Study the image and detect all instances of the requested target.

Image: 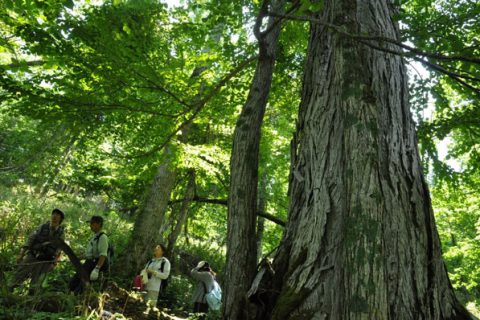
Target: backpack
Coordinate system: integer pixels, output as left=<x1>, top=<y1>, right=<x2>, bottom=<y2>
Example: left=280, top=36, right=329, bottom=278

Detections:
left=203, top=280, right=222, bottom=311
left=133, top=274, right=145, bottom=291
left=160, top=260, right=169, bottom=293
left=94, top=232, right=114, bottom=270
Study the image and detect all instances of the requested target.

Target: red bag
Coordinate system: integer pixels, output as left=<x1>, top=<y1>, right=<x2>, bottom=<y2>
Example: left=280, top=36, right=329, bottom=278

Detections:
left=133, top=275, right=144, bottom=291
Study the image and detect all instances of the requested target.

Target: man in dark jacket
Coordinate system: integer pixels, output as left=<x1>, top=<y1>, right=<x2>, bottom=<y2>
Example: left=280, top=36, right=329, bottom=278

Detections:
left=10, top=208, right=65, bottom=294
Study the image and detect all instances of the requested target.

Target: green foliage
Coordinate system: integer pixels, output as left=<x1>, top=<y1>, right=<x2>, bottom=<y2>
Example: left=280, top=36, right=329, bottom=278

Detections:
left=0, top=183, right=226, bottom=319
left=0, top=0, right=267, bottom=214
left=432, top=178, right=480, bottom=309
left=405, top=6, right=480, bottom=311
left=403, top=0, right=480, bottom=183
left=0, top=0, right=479, bottom=317
left=183, top=242, right=226, bottom=276
left=297, top=0, right=324, bottom=15
left=406, top=3, right=480, bottom=306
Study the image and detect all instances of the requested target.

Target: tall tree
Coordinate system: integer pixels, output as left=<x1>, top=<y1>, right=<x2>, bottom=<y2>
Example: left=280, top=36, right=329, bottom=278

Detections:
left=120, top=148, right=176, bottom=275
left=224, top=0, right=285, bottom=318
left=253, top=1, right=472, bottom=319
left=167, top=168, right=196, bottom=256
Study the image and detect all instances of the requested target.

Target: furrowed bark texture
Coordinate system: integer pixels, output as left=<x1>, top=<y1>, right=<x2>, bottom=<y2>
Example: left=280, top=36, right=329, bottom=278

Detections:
left=120, top=158, right=176, bottom=275
left=257, top=173, right=268, bottom=262
left=167, top=169, right=195, bottom=256
left=265, top=1, right=470, bottom=319
left=224, top=1, right=285, bottom=319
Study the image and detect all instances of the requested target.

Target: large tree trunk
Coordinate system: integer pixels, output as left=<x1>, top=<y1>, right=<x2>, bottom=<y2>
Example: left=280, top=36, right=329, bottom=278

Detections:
left=258, top=1, right=471, bottom=319
left=167, top=169, right=195, bottom=256
left=224, top=1, right=285, bottom=319
left=120, top=152, right=176, bottom=276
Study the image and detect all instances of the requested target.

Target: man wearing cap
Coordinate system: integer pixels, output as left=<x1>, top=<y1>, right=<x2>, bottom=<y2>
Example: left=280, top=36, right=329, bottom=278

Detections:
left=69, top=215, right=109, bottom=294
left=10, top=208, right=65, bottom=294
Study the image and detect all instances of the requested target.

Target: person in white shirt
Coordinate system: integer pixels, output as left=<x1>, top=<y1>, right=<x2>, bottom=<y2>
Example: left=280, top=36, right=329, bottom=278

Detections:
left=69, top=215, right=109, bottom=294
left=141, top=243, right=170, bottom=307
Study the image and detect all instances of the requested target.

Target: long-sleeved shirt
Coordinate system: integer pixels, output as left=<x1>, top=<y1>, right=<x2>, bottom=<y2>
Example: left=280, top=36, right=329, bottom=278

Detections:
left=26, top=222, right=64, bottom=259
left=142, top=257, right=170, bottom=292
left=191, top=267, right=215, bottom=304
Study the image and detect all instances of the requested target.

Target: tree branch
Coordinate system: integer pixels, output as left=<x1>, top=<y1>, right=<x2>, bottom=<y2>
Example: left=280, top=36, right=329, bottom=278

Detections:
left=128, top=56, right=258, bottom=159
left=1, top=60, right=44, bottom=69
left=132, top=70, right=192, bottom=109
left=57, top=101, right=183, bottom=117
left=357, top=39, right=480, bottom=95
left=168, top=196, right=286, bottom=227
left=266, top=12, right=480, bottom=95
left=261, top=0, right=301, bottom=39
left=257, top=210, right=286, bottom=227
left=169, top=196, right=227, bottom=206
left=267, top=12, right=480, bottom=64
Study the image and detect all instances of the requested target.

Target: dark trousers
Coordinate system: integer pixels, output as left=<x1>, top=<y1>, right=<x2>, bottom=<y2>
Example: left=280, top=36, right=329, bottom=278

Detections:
left=69, top=259, right=97, bottom=294
left=10, top=254, right=53, bottom=294
left=193, top=302, right=209, bottom=320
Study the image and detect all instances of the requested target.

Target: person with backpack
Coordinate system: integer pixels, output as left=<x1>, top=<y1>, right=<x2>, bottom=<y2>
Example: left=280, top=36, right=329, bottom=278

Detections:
left=140, top=244, right=170, bottom=308
left=69, top=215, right=109, bottom=294
left=10, top=208, right=65, bottom=294
left=191, top=261, right=219, bottom=318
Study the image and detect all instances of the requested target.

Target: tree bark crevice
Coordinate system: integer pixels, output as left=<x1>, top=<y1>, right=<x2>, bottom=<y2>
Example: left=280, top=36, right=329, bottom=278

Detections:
left=251, top=1, right=473, bottom=319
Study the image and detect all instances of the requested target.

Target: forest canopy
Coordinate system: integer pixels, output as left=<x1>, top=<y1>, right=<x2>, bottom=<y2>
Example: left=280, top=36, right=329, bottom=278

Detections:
left=0, top=0, right=479, bottom=319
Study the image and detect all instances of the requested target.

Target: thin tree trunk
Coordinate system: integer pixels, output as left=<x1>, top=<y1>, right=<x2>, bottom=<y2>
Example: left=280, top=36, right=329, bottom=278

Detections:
left=256, top=217, right=265, bottom=262
left=224, top=1, right=285, bottom=319
left=40, top=132, right=78, bottom=196
left=184, top=217, right=190, bottom=246
left=120, top=149, right=176, bottom=276
left=256, top=1, right=471, bottom=319
left=256, top=174, right=267, bottom=262
left=167, top=169, right=195, bottom=256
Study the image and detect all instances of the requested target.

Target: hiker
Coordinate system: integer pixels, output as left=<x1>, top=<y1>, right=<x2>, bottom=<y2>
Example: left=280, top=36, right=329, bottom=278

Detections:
left=69, top=215, right=109, bottom=294
left=10, top=208, right=65, bottom=294
left=191, top=261, right=216, bottom=317
left=140, top=244, right=171, bottom=308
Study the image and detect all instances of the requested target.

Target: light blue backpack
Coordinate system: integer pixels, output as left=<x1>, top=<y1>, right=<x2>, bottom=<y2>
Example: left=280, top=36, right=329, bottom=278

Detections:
left=204, top=280, right=222, bottom=310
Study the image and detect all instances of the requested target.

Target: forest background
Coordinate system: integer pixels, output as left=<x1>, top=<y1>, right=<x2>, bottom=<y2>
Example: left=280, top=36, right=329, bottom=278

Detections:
left=0, top=0, right=479, bottom=319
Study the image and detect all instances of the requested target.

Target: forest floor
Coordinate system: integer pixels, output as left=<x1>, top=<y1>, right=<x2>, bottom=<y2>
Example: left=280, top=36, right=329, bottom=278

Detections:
left=0, top=281, right=193, bottom=320
left=100, top=282, right=191, bottom=320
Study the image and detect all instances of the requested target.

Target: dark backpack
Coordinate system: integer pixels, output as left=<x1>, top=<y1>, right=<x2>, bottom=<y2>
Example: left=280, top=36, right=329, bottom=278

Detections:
left=159, top=260, right=169, bottom=294
left=94, top=232, right=114, bottom=270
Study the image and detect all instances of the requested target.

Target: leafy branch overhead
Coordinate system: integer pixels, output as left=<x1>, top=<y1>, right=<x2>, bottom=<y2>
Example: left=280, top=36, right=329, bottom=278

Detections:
left=267, top=12, right=480, bottom=95
left=1, top=0, right=480, bottom=319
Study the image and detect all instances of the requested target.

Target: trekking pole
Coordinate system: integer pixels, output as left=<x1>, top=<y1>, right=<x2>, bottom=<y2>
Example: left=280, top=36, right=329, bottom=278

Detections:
left=16, top=260, right=56, bottom=266
left=122, top=294, right=129, bottom=314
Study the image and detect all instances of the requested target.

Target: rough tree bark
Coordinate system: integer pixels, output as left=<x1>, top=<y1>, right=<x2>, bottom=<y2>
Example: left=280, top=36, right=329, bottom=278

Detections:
left=255, top=1, right=472, bottom=319
left=119, top=150, right=176, bottom=276
left=166, top=169, right=195, bottom=256
left=224, top=0, right=285, bottom=319
left=256, top=174, right=267, bottom=262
